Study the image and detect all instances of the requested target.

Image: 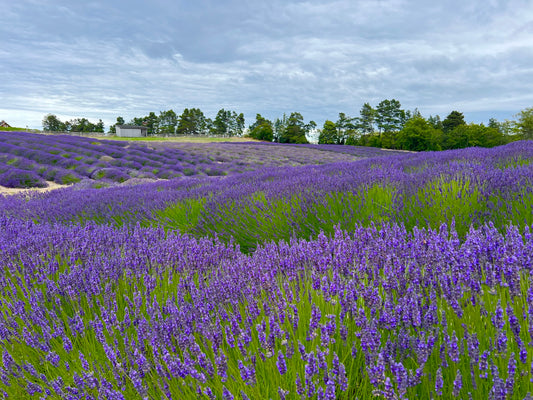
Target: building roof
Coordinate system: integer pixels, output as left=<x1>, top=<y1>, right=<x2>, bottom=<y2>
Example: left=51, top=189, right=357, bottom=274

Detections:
left=116, top=124, right=148, bottom=130
left=0, top=120, right=11, bottom=127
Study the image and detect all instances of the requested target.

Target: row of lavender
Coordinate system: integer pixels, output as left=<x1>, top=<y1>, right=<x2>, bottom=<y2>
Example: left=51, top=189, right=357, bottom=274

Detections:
left=2, top=141, right=533, bottom=399
left=0, top=132, right=393, bottom=188
left=2, top=141, right=532, bottom=249
left=1, top=216, right=533, bottom=398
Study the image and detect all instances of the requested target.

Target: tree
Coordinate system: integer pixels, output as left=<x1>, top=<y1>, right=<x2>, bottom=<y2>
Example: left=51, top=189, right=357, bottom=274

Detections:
left=42, top=114, right=65, bottom=131
left=428, top=115, right=443, bottom=130
left=318, top=120, right=338, bottom=144
left=177, top=108, right=207, bottom=135
left=130, top=113, right=158, bottom=135
left=249, top=114, right=269, bottom=132
left=357, top=103, right=376, bottom=134
left=109, top=116, right=125, bottom=134
left=397, top=116, right=442, bottom=151
left=375, top=99, right=406, bottom=134
left=445, top=123, right=505, bottom=149
left=273, top=114, right=288, bottom=143
left=279, top=112, right=313, bottom=144
left=442, top=111, right=466, bottom=133
left=248, top=114, right=274, bottom=142
left=211, top=109, right=243, bottom=136
left=94, top=119, right=105, bottom=133
left=335, top=113, right=356, bottom=144
left=212, top=109, right=231, bottom=136
left=516, top=106, right=533, bottom=139
left=236, top=113, right=245, bottom=137
left=158, top=109, right=177, bottom=135
left=145, top=112, right=159, bottom=136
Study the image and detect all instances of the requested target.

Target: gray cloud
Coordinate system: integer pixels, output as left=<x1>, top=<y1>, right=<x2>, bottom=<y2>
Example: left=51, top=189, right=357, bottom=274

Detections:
left=1, top=0, right=533, bottom=129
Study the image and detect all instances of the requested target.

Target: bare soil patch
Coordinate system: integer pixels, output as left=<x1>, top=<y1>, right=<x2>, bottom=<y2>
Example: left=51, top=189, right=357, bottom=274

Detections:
left=0, top=181, right=69, bottom=196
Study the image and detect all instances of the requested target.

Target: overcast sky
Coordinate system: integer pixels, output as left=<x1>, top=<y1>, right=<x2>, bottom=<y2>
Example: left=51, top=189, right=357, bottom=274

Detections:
left=1, top=0, right=533, bottom=130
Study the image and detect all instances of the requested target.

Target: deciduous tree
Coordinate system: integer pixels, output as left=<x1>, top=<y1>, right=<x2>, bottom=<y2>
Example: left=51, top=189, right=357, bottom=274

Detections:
left=42, top=114, right=65, bottom=132
left=516, top=106, right=533, bottom=139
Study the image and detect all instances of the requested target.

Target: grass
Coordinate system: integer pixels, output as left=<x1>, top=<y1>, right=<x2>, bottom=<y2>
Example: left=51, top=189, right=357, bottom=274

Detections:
left=146, top=174, right=532, bottom=252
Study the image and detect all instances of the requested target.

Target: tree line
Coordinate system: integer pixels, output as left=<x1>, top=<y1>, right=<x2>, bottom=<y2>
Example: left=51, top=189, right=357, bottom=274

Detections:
left=42, top=115, right=105, bottom=133
left=42, top=102, right=533, bottom=151
left=317, top=101, right=532, bottom=151
left=107, top=109, right=318, bottom=144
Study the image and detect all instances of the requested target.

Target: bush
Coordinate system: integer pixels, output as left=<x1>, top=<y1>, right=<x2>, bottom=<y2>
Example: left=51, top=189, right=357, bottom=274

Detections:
left=91, top=167, right=130, bottom=183
left=0, top=168, right=47, bottom=188
left=54, top=171, right=82, bottom=185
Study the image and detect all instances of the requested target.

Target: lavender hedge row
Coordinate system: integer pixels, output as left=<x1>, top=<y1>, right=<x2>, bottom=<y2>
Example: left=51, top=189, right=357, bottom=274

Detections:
left=1, top=217, right=533, bottom=398
left=3, top=140, right=529, bottom=251
left=0, top=132, right=394, bottom=188
left=2, top=140, right=533, bottom=399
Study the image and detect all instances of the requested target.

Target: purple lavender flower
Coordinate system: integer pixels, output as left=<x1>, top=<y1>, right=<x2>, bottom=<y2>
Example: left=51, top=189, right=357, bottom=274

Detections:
left=479, top=350, right=490, bottom=379
left=506, top=354, right=516, bottom=397
left=295, top=373, right=304, bottom=396
left=492, top=301, right=505, bottom=330
left=305, top=352, right=317, bottom=378
left=222, top=386, right=234, bottom=400
left=325, top=378, right=336, bottom=400
left=453, top=369, right=462, bottom=397
left=278, top=387, right=289, bottom=400
left=277, top=351, right=287, bottom=375
left=448, top=331, right=460, bottom=363
left=435, top=367, right=443, bottom=396
left=79, top=351, right=90, bottom=371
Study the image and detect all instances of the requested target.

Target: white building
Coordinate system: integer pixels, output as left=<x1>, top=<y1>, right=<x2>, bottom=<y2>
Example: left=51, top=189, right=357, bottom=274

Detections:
left=116, top=125, right=147, bottom=137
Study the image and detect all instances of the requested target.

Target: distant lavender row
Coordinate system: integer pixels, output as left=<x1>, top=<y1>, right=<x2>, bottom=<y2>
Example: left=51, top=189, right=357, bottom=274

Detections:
left=2, top=217, right=533, bottom=398
left=0, top=132, right=393, bottom=188
left=2, top=141, right=531, bottom=240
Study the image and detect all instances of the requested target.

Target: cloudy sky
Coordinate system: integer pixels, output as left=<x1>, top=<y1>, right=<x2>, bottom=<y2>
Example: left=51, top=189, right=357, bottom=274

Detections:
left=1, top=0, right=533, bottom=130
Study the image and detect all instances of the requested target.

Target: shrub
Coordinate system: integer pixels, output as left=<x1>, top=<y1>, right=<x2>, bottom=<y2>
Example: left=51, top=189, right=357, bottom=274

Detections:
left=54, top=171, right=82, bottom=185
left=91, top=167, right=130, bottom=183
left=0, top=168, right=47, bottom=188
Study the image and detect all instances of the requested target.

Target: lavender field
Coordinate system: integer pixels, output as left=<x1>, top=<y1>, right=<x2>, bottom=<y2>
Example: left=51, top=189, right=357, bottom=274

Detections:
left=0, top=132, right=404, bottom=189
left=2, top=134, right=533, bottom=399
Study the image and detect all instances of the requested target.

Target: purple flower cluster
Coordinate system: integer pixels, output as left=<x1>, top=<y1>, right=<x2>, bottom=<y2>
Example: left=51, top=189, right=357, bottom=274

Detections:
left=2, top=138, right=533, bottom=398
left=1, top=214, right=533, bottom=397
left=1, top=131, right=400, bottom=189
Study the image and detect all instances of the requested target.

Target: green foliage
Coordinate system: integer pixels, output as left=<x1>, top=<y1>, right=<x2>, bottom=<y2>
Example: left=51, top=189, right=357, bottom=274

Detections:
left=249, top=114, right=274, bottom=141
left=158, top=109, right=178, bottom=135
left=357, top=103, right=376, bottom=134
left=445, top=123, right=506, bottom=149
left=42, top=114, right=66, bottom=131
left=515, top=106, right=533, bottom=139
left=318, top=120, right=338, bottom=144
left=397, top=116, right=442, bottom=151
left=278, top=112, right=314, bottom=144
left=42, top=114, right=105, bottom=133
left=212, top=109, right=245, bottom=137
left=177, top=108, right=208, bottom=135
left=152, top=198, right=207, bottom=232
left=335, top=112, right=357, bottom=144
left=375, top=99, right=406, bottom=133
left=442, top=111, right=466, bottom=133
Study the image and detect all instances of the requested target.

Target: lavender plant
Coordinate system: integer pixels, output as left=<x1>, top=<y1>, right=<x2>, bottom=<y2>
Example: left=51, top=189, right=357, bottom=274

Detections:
left=1, top=139, right=533, bottom=398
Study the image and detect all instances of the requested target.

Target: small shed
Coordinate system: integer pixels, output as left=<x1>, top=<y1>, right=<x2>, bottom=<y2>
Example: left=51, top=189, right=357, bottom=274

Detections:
left=0, top=120, right=11, bottom=128
left=116, top=125, right=147, bottom=137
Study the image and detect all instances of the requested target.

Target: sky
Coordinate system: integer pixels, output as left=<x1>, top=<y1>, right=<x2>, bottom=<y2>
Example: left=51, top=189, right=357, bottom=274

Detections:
left=1, top=0, right=533, bottom=130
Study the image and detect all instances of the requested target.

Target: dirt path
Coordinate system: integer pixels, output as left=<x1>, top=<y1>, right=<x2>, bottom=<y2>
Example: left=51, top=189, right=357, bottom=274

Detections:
left=0, top=181, right=68, bottom=196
